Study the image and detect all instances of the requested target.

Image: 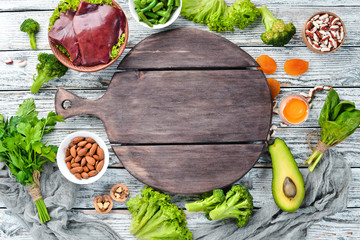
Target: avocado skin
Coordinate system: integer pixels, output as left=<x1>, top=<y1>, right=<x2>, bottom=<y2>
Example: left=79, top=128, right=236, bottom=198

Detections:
left=269, top=138, right=305, bottom=212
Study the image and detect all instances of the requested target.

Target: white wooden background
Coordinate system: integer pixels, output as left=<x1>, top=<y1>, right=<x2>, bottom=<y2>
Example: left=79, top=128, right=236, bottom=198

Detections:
left=1, top=0, right=360, bottom=239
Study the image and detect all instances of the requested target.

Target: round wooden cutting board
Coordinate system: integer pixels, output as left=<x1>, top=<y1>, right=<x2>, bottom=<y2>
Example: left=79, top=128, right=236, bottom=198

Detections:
left=55, top=28, right=272, bottom=194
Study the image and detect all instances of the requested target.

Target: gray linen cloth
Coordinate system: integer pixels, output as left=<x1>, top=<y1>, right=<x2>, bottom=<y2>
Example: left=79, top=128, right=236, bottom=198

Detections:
left=0, top=162, right=122, bottom=240
left=194, top=150, right=352, bottom=240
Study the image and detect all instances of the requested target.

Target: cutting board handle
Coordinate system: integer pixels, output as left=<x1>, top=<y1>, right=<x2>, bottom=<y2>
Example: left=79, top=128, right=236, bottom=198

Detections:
left=55, top=88, right=100, bottom=119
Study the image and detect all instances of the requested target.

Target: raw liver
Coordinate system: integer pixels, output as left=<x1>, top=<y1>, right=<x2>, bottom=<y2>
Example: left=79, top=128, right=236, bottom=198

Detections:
left=48, top=10, right=81, bottom=66
left=73, top=1, right=122, bottom=66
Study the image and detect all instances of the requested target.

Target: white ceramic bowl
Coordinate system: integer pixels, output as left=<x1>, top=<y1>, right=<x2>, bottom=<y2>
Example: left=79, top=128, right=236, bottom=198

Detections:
left=128, top=0, right=182, bottom=29
left=57, top=131, right=109, bottom=184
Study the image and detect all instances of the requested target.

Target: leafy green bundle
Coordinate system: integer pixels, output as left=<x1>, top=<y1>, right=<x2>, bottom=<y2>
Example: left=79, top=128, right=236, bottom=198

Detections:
left=181, top=0, right=259, bottom=32
left=306, top=89, right=360, bottom=172
left=0, top=99, right=65, bottom=223
left=127, top=186, right=193, bottom=239
left=186, top=185, right=253, bottom=227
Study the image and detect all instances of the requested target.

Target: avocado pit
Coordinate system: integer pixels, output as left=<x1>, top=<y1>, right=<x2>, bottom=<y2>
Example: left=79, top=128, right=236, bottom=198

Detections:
left=283, top=177, right=297, bottom=198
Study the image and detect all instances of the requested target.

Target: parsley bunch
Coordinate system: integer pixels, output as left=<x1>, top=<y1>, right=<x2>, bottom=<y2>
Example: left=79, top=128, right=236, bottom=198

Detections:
left=0, top=98, right=65, bottom=223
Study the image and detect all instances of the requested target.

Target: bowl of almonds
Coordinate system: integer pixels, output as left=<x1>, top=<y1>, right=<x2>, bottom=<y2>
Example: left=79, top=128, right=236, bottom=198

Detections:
left=57, top=131, right=109, bottom=184
left=303, top=11, right=345, bottom=54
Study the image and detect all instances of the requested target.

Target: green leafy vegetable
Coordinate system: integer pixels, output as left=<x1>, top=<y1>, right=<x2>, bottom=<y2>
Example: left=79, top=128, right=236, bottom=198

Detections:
left=20, top=18, right=40, bottom=50
left=259, top=6, right=296, bottom=46
left=0, top=99, right=65, bottom=223
left=181, top=0, right=259, bottom=32
left=305, top=88, right=360, bottom=172
left=110, top=33, right=126, bottom=59
left=127, top=186, right=193, bottom=239
left=186, top=185, right=253, bottom=227
left=31, top=53, right=68, bottom=94
left=229, top=0, right=260, bottom=30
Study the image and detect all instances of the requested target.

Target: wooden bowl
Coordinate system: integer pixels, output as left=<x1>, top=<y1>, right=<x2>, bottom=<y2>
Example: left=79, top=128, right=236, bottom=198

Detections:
left=110, top=184, right=129, bottom=202
left=94, top=194, right=113, bottom=214
left=49, top=0, right=129, bottom=72
left=302, top=11, right=345, bottom=54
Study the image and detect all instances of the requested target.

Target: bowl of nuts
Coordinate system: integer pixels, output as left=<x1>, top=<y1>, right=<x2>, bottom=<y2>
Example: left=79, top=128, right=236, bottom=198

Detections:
left=57, top=131, right=109, bottom=184
left=303, top=11, right=345, bottom=54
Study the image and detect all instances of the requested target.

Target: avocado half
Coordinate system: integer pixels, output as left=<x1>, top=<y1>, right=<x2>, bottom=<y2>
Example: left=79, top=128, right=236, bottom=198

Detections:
left=269, top=138, right=305, bottom=212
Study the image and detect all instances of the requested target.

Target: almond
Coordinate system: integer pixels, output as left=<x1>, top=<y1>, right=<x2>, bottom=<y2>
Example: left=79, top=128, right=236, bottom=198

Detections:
left=85, top=143, right=92, bottom=149
left=78, top=148, right=88, bottom=157
left=70, top=146, right=76, bottom=158
left=96, top=160, right=104, bottom=172
left=97, top=146, right=104, bottom=160
left=88, top=170, right=98, bottom=177
left=66, top=162, right=71, bottom=170
left=69, top=142, right=75, bottom=148
left=87, top=163, right=95, bottom=171
left=89, top=143, right=98, bottom=156
left=76, top=147, right=83, bottom=153
left=81, top=158, right=87, bottom=167
left=71, top=158, right=75, bottom=164
left=72, top=137, right=84, bottom=144
left=83, top=166, right=89, bottom=173
left=65, top=155, right=72, bottom=162
left=93, top=155, right=100, bottom=161
left=75, top=155, right=82, bottom=163
left=74, top=173, right=82, bottom=180
left=70, top=167, right=83, bottom=174
left=85, top=156, right=96, bottom=165
left=77, top=141, right=87, bottom=147
left=71, top=163, right=80, bottom=168
left=85, top=137, right=96, bottom=143
left=65, top=147, right=70, bottom=157
left=86, top=152, right=91, bottom=156
left=81, top=172, right=89, bottom=179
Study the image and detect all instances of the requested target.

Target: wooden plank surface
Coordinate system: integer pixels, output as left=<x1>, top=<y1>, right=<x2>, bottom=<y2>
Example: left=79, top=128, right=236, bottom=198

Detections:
left=114, top=144, right=265, bottom=193
left=1, top=0, right=360, bottom=239
left=55, top=70, right=272, bottom=143
left=1, top=47, right=360, bottom=91
left=118, top=28, right=258, bottom=69
left=1, top=7, right=360, bottom=50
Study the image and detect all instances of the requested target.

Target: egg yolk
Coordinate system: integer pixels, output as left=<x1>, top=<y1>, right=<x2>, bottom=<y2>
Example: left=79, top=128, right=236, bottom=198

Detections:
left=283, top=98, right=308, bottom=124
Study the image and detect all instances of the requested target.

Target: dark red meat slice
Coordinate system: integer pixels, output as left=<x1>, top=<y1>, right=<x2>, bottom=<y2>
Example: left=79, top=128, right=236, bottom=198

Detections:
left=49, top=10, right=81, bottom=66
left=73, top=1, right=123, bottom=66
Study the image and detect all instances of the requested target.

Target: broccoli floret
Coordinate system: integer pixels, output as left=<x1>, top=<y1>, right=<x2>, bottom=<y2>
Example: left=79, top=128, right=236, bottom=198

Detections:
left=31, top=53, right=68, bottom=94
left=259, top=6, right=296, bottom=46
left=209, top=185, right=253, bottom=227
left=185, top=189, right=225, bottom=213
left=20, top=19, right=40, bottom=49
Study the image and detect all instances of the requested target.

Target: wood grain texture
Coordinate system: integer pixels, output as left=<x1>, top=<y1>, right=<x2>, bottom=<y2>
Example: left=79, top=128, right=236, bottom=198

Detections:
left=1, top=7, right=360, bottom=51
left=1, top=0, right=360, bottom=238
left=118, top=28, right=259, bottom=69
left=114, top=144, right=265, bottom=193
left=56, top=70, right=272, bottom=143
left=1, top=47, right=360, bottom=91
left=0, top=167, right=359, bottom=209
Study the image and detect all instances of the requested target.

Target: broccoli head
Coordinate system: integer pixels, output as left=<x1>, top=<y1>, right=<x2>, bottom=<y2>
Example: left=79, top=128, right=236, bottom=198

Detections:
left=209, top=185, right=253, bottom=227
left=185, top=189, right=225, bottom=213
left=20, top=18, right=40, bottom=50
left=259, top=6, right=296, bottom=46
left=31, top=53, right=68, bottom=94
